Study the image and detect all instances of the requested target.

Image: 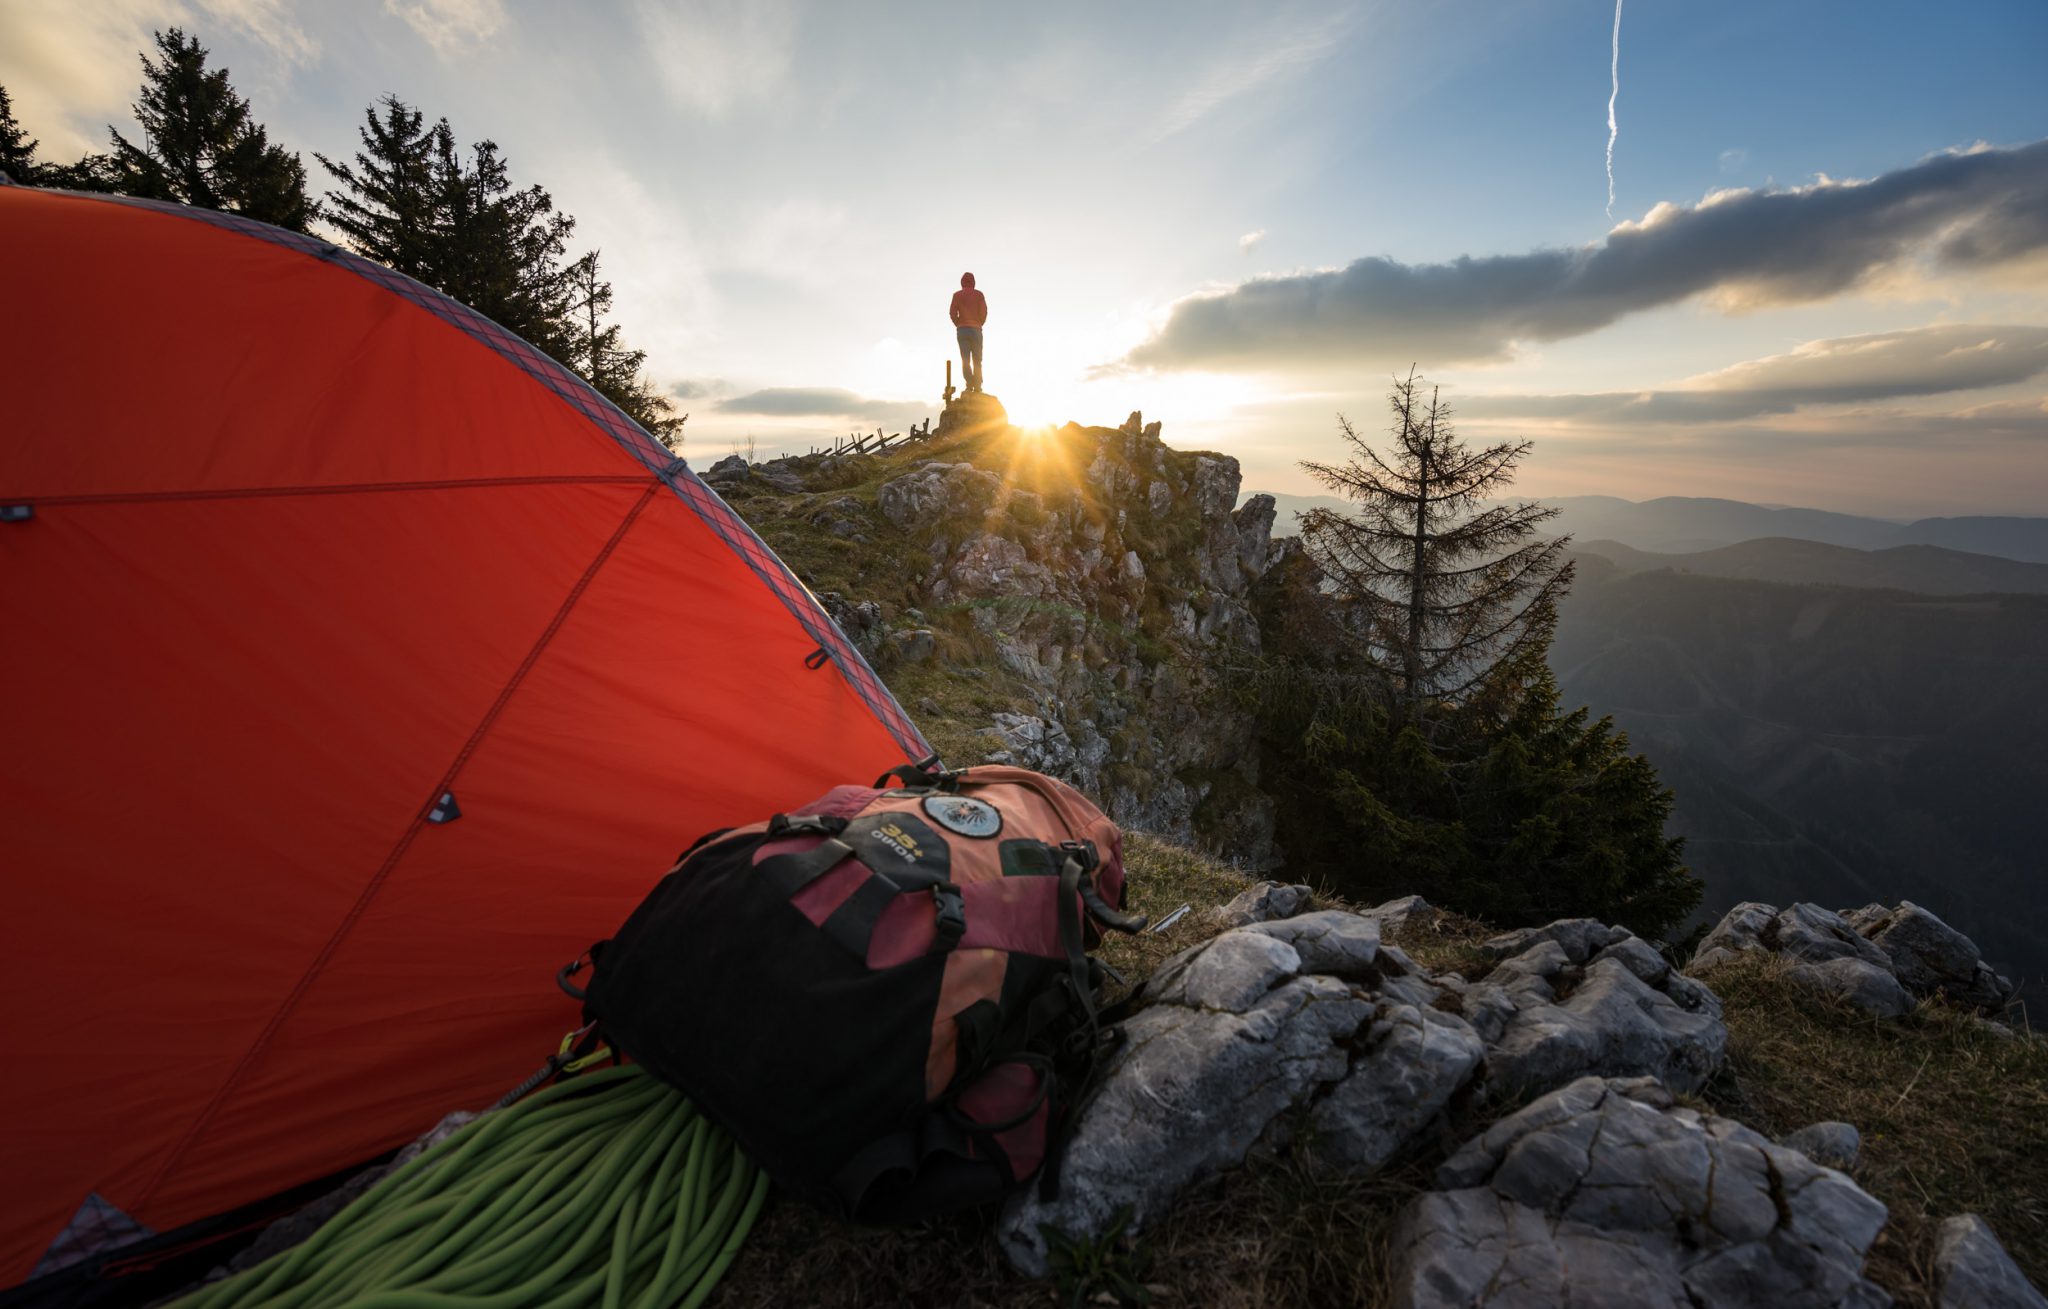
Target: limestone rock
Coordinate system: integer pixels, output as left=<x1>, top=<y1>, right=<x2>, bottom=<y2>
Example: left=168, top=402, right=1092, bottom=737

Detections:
left=1846, top=902, right=2016, bottom=1013
left=998, top=968, right=1368, bottom=1275
left=875, top=461, right=1000, bottom=532
left=986, top=712, right=1077, bottom=774
left=883, top=628, right=934, bottom=665
left=1785, top=956, right=1914, bottom=1018
left=1689, top=899, right=2011, bottom=1017
left=1002, top=910, right=1484, bottom=1276
left=1480, top=933, right=1727, bottom=1099
left=1933, top=1214, right=2048, bottom=1309
left=1358, top=894, right=1433, bottom=936
left=1392, top=1077, right=1892, bottom=1309
left=1241, top=910, right=1381, bottom=978
left=1308, top=1004, right=1484, bottom=1175
left=1482, top=918, right=1629, bottom=963
left=1781, top=1121, right=1861, bottom=1171
left=1217, top=881, right=1315, bottom=927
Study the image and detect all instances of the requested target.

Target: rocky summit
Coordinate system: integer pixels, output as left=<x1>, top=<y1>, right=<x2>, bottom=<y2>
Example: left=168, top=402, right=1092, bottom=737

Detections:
left=706, top=403, right=1295, bottom=867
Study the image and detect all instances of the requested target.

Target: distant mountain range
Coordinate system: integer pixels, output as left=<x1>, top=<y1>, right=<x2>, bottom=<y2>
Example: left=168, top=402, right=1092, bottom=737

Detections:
left=1253, top=492, right=2048, bottom=563
left=1571, top=537, right=2048, bottom=596
left=1550, top=570, right=2048, bottom=990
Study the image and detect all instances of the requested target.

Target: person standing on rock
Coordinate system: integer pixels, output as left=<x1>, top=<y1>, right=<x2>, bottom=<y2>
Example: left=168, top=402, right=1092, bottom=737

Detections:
left=950, top=272, right=987, bottom=394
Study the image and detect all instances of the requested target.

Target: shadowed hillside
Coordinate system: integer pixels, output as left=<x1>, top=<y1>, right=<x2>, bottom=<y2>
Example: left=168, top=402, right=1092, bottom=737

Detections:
left=1549, top=568, right=2048, bottom=989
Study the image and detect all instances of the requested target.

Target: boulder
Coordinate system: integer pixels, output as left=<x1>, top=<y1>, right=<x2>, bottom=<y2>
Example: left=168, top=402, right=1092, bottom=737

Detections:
left=1478, top=932, right=1726, bottom=1099
left=1933, top=1214, right=2048, bottom=1309
left=1845, top=902, right=2016, bottom=1013
left=1482, top=918, right=1629, bottom=962
left=1785, top=957, right=1914, bottom=1018
left=997, top=961, right=1369, bottom=1275
left=1780, top=1121, right=1861, bottom=1171
left=1689, top=899, right=2014, bottom=1017
left=875, top=462, right=999, bottom=532
left=1358, top=894, right=1432, bottom=936
left=1392, top=1077, right=1892, bottom=1309
left=1001, top=911, right=1483, bottom=1275
left=882, top=628, right=934, bottom=665
left=1216, top=881, right=1314, bottom=927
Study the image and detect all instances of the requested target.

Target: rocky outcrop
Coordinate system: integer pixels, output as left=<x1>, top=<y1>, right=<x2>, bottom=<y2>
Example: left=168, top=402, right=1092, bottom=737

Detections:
left=1781, top=1121, right=1862, bottom=1172
left=1389, top=1077, right=1893, bottom=1309
left=1689, top=899, right=2016, bottom=1016
left=1933, top=1215, right=2048, bottom=1309
left=997, top=903, right=1731, bottom=1275
left=1446, top=922, right=1726, bottom=1099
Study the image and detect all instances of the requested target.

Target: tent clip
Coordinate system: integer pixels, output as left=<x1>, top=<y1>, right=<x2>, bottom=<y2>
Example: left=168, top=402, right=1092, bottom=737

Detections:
left=1, top=504, right=33, bottom=522
left=427, top=790, right=462, bottom=824
left=804, top=647, right=831, bottom=670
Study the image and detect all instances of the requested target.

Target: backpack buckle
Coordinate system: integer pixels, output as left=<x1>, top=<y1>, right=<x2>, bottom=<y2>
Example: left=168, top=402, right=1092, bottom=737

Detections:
left=932, top=884, right=966, bottom=950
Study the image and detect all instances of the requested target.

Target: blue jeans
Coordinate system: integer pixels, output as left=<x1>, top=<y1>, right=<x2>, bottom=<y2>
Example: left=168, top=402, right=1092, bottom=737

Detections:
left=956, top=326, right=983, bottom=390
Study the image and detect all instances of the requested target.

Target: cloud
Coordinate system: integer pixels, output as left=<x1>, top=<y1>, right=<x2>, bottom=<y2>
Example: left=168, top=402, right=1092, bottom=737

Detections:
left=1239, top=228, right=1268, bottom=255
left=1719, top=147, right=1747, bottom=173
left=384, top=0, right=504, bottom=56
left=1459, top=325, right=2048, bottom=425
left=1118, top=139, right=2048, bottom=373
left=1149, top=10, right=1352, bottom=145
left=631, top=0, right=796, bottom=116
left=718, top=387, right=931, bottom=427
left=0, top=0, right=318, bottom=155
left=668, top=378, right=730, bottom=402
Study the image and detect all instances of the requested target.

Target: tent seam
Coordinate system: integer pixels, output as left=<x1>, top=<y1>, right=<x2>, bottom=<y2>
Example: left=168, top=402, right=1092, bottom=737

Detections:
left=28, top=186, right=932, bottom=764
left=130, top=481, right=664, bottom=1213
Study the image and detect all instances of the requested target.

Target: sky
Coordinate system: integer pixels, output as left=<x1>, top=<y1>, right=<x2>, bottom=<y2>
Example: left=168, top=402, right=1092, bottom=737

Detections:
left=6, top=0, right=2048, bottom=516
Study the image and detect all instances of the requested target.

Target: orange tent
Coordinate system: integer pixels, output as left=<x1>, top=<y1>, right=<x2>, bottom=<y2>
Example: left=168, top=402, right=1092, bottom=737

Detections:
left=0, top=181, right=930, bottom=1289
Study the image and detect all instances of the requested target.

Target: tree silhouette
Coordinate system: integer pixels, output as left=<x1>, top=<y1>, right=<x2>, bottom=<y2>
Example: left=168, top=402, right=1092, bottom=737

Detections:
left=316, top=96, right=444, bottom=280
left=1299, top=368, right=1574, bottom=725
left=0, top=85, right=43, bottom=182
left=107, top=29, right=317, bottom=231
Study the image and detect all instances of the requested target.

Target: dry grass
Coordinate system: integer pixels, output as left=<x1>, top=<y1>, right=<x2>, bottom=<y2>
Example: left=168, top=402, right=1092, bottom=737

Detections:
left=1698, top=953, right=2048, bottom=1305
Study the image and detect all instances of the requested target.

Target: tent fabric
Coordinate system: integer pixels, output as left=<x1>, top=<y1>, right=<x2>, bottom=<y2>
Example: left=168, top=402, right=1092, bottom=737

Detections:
left=0, top=184, right=932, bottom=1286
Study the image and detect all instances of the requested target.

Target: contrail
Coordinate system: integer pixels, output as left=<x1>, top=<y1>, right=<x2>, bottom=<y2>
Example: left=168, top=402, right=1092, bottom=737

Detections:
left=1606, top=0, right=1624, bottom=218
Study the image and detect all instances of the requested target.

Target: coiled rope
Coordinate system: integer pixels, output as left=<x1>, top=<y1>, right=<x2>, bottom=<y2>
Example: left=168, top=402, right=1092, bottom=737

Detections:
left=172, top=1064, right=768, bottom=1309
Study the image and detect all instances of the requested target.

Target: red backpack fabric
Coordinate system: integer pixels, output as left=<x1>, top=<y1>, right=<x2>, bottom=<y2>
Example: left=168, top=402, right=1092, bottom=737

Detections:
left=571, top=763, right=1142, bottom=1221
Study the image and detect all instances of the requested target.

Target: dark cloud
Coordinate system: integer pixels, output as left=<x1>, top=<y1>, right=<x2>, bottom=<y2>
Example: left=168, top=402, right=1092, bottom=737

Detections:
left=716, top=387, right=931, bottom=427
left=668, top=378, right=730, bottom=401
left=1119, top=140, right=2048, bottom=372
left=1458, top=325, right=2048, bottom=424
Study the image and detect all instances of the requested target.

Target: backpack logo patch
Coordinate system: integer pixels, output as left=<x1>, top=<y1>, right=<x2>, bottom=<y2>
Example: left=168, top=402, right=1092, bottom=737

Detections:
left=923, top=795, right=1002, bottom=839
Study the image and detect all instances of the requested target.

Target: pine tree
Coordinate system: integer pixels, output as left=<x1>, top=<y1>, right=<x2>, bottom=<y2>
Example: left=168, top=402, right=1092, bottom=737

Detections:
left=1, top=85, right=42, bottom=182
left=1299, top=368, right=1574, bottom=725
left=429, top=132, right=577, bottom=357
left=315, top=97, right=445, bottom=281
left=106, top=29, right=317, bottom=231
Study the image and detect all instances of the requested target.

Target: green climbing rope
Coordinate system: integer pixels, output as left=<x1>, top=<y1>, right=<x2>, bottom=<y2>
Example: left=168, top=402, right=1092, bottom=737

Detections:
left=173, top=1064, right=769, bottom=1309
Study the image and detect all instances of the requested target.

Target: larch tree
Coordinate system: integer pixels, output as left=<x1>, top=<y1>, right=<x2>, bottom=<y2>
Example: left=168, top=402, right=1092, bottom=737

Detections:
left=106, top=29, right=317, bottom=231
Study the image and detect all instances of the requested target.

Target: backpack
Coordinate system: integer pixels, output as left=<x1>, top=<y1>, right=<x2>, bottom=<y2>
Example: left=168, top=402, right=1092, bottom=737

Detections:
left=563, top=762, right=1146, bottom=1222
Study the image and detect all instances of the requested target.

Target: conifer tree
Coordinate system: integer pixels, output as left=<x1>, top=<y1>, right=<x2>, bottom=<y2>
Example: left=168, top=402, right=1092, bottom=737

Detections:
left=106, top=29, right=316, bottom=230
left=1257, top=369, right=1698, bottom=937
left=1, top=85, right=43, bottom=182
left=564, top=250, right=687, bottom=450
left=316, top=97, right=445, bottom=281
left=1299, top=368, right=1574, bottom=725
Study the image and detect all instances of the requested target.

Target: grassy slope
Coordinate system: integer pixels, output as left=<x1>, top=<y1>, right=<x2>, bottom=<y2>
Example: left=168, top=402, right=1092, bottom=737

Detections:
left=708, top=840, right=2046, bottom=1308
